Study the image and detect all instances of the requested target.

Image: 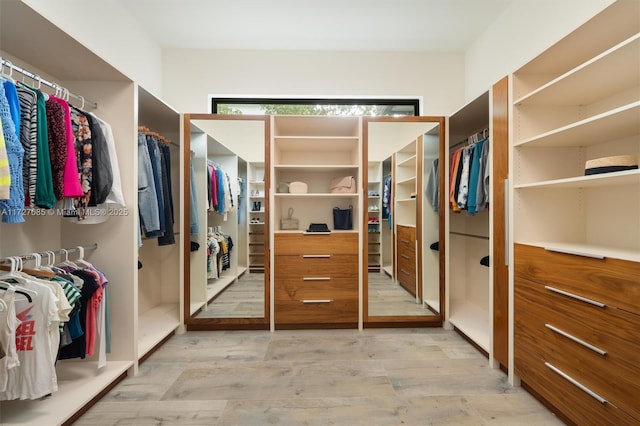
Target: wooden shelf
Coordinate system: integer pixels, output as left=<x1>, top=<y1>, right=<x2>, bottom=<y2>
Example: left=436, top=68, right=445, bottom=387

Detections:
left=1, top=361, right=133, bottom=426
left=515, top=35, right=640, bottom=106
left=275, top=193, right=357, bottom=198
left=273, top=164, right=358, bottom=172
left=448, top=299, right=490, bottom=352
left=138, top=303, right=180, bottom=358
left=515, top=169, right=639, bottom=189
left=514, top=101, right=640, bottom=147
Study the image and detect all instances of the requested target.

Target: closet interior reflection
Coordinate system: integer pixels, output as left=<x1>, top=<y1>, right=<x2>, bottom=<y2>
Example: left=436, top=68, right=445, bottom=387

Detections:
left=364, top=117, right=445, bottom=324
left=185, top=115, right=269, bottom=328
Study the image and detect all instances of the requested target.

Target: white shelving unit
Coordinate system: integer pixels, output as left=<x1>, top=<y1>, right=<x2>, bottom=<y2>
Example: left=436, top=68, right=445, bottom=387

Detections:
left=0, top=1, right=182, bottom=424
left=512, top=1, right=640, bottom=263
left=510, top=2, right=640, bottom=423
left=367, top=161, right=382, bottom=271
left=271, top=115, right=362, bottom=233
left=248, top=162, right=266, bottom=273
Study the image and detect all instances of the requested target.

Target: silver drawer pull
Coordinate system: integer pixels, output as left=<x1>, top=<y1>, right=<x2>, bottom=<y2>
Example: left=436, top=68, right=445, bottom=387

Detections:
left=545, top=362, right=607, bottom=404
left=303, top=277, right=331, bottom=281
left=401, top=239, right=411, bottom=244
left=301, top=299, right=333, bottom=303
left=544, top=286, right=606, bottom=308
left=400, top=269, right=411, bottom=275
left=545, top=324, right=607, bottom=356
left=302, top=254, right=331, bottom=258
left=401, top=254, right=411, bottom=260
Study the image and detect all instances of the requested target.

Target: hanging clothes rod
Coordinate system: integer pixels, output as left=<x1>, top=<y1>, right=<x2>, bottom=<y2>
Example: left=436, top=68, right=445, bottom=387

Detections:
left=0, top=243, right=98, bottom=263
left=450, top=231, right=489, bottom=240
left=138, top=125, right=179, bottom=147
left=0, top=58, right=98, bottom=109
left=450, top=127, right=489, bottom=150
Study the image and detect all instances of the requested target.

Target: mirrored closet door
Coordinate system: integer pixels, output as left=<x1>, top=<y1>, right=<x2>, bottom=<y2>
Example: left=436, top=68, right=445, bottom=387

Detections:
left=363, top=117, right=445, bottom=326
left=183, top=114, right=270, bottom=329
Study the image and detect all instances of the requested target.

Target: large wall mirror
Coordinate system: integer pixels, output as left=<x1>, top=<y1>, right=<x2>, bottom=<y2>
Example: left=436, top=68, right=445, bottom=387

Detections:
left=183, top=114, right=270, bottom=329
left=363, top=117, right=445, bottom=326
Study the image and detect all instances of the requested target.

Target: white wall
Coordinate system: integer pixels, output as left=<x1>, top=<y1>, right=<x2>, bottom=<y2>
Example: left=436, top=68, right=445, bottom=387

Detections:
left=22, top=0, right=164, bottom=95
left=161, top=49, right=465, bottom=116
left=464, top=0, right=614, bottom=103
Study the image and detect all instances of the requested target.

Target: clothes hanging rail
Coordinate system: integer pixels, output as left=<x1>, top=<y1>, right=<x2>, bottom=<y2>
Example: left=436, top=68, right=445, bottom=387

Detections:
left=0, top=243, right=98, bottom=263
left=450, top=231, right=489, bottom=240
left=0, top=57, right=98, bottom=109
left=138, top=125, right=179, bottom=148
left=450, top=127, right=489, bottom=151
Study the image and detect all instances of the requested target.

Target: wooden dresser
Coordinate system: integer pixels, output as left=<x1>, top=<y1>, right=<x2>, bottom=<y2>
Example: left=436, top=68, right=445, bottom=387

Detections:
left=274, top=232, right=359, bottom=327
left=396, top=224, right=417, bottom=297
left=514, top=244, right=640, bottom=425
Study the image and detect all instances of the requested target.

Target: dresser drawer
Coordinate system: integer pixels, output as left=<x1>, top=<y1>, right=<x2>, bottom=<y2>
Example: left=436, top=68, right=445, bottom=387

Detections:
left=274, top=278, right=358, bottom=324
left=516, top=277, right=640, bottom=420
left=274, top=254, right=358, bottom=278
left=515, top=244, right=640, bottom=315
left=275, top=232, right=358, bottom=255
left=396, top=225, right=416, bottom=254
left=515, top=345, right=639, bottom=426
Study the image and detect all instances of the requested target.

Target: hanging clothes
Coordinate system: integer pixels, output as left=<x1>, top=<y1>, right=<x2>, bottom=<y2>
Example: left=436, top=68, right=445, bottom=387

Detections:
left=50, top=96, right=83, bottom=198
left=449, top=136, right=490, bottom=215
left=425, top=158, right=439, bottom=212
left=0, top=81, right=25, bottom=223
left=0, top=277, right=59, bottom=401
left=15, top=82, right=37, bottom=209
left=189, top=151, right=200, bottom=236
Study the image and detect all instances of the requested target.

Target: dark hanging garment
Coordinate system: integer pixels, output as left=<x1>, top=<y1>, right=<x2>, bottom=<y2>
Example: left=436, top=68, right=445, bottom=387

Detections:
left=87, top=112, right=112, bottom=206
left=158, top=143, right=175, bottom=246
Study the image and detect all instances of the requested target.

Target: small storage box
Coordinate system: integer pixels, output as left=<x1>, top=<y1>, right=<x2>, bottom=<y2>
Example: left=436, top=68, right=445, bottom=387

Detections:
left=289, top=181, right=308, bottom=193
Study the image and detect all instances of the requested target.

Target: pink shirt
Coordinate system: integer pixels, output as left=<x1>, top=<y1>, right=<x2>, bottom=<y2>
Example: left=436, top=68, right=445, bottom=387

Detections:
left=50, top=96, right=83, bottom=197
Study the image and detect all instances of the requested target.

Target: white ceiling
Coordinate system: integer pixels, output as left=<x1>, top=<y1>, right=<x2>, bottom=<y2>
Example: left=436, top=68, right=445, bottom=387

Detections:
left=116, top=0, right=514, bottom=52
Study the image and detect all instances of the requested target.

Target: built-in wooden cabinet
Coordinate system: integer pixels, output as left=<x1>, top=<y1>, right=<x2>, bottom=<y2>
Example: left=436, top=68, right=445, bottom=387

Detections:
left=511, top=1, right=640, bottom=423
left=273, top=233, right=359, bottom=327
left=271, top=115, right=362, bottom=328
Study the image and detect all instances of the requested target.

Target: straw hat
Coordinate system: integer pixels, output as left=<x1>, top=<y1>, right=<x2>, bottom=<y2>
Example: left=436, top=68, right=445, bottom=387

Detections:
left=585, top=155, right=638, bottom=175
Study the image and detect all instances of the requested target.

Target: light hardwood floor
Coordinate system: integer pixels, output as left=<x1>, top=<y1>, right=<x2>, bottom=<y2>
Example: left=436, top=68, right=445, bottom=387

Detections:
left=74, top=328, right=563, bottom=425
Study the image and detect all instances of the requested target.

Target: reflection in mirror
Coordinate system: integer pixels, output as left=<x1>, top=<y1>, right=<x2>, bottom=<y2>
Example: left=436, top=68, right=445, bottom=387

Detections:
left=365, top=118, right=444, bottom=321
left=186, top=116, right=268, bottom=326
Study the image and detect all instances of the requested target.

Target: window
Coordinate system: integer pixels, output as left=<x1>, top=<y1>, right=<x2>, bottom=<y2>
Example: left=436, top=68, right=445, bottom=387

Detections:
left=211, top=97, right=420, bottom=116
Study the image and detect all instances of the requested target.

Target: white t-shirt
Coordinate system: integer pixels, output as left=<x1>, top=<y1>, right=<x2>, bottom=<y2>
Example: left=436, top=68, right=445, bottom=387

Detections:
left=0, top=279, right=58, bottom=400
left=0, top=287, right=21, bottom=392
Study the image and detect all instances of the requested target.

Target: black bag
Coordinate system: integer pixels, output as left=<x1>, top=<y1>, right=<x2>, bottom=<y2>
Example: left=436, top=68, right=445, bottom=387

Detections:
left=333, top=206, right=353, bottom=230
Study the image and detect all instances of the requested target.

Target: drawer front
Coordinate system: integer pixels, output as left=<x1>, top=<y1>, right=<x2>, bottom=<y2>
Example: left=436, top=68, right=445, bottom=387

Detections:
left=275, top=232, right=358, bottom=255
left=275, top=298, right=358, bottom=324
left=515, top=244, right=640, bottom=315
left=275, top=278, right=358, bottom=324
left=516, top=277, right=640, bottom=420
left=397, top=251, right=415, bottom=266
left=515, top=345, right=639, bottom=426
left=274, top=255, right=358, bottom=278
left=275, top=277, right=358, bottom=301
left=396, top=225, right=416, bottom=254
